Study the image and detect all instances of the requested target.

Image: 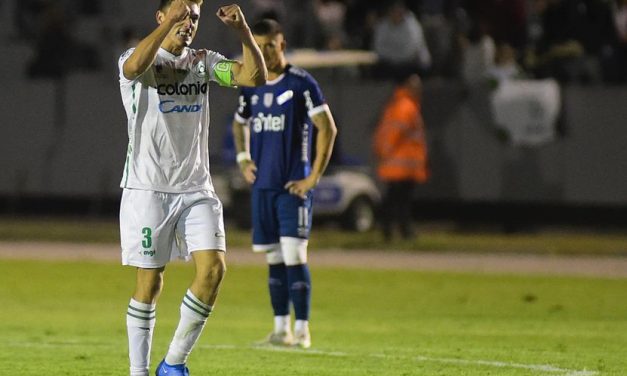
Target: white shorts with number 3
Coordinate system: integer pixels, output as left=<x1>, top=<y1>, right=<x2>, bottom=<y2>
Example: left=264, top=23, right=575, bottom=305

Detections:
left=119, top=188, right=226, bottom=268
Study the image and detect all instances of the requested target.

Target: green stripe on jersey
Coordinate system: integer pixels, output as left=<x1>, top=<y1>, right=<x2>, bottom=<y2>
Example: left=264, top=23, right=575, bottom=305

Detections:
left=122, top=143, right=132, bottom=188
left=131, top=83, right=137, bottom=114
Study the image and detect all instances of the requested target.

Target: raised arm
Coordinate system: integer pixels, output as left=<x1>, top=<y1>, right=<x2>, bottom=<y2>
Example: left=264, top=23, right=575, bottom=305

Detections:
left=216, top=4, right=267, bottom=87
left=123, top=0, right=191, bottom=80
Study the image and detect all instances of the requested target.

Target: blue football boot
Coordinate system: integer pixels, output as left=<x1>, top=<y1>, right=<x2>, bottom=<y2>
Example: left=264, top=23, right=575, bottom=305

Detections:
left=155, top=359, right=190, bottom=376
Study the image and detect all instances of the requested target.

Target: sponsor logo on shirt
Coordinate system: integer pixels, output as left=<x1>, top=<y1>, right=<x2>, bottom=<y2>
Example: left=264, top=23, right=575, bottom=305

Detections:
left=195, top=61, right=207, bottom=78
left=277, top=90, right=294, bottom=105
left=263, top=93, right=274, bottom=108
left=252, top=112, right=285, bottom=133
left=159, top=100, right=202, bottom=113
left=157, top=81, right=207, bottom=96
left=304, top=90, right=314, bottom=111
left=301, top=123, right=310, bottom=162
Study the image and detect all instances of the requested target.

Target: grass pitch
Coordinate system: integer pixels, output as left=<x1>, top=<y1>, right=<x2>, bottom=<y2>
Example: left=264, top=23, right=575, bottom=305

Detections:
left=1, top=217, right=627, bottom=255
left=1, top=259, right=626, bottom=375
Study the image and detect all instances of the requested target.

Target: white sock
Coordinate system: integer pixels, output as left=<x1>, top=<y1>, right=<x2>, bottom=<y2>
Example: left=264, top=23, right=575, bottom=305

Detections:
left=294, top=319, right=309, bottom=334
left=274, top=315, right=291, bottom=334
left=127, top=298, right=156, bottom=376
left=165, top=290, right=212, bottom=365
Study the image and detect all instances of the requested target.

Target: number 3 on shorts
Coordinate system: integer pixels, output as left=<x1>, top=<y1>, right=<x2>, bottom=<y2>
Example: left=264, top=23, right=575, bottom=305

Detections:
left=142, top=227, right=152, bottom=248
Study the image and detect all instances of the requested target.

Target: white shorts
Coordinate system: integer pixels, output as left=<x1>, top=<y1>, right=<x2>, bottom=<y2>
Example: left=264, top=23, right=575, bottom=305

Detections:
left=120, top=188, right=226, bottom=268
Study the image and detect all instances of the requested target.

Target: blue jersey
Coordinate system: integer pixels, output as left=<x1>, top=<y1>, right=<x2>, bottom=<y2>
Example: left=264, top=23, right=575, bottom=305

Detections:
left=234, top=65, right=327, bottom=189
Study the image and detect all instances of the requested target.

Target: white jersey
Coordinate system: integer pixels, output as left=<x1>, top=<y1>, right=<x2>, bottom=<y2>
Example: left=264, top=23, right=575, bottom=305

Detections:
left=118, top=47, right=232, bottom=193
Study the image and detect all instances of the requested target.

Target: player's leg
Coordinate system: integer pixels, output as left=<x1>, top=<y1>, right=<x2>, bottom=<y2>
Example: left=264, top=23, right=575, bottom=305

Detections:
left=278, top=192, right=313, bottom=348
left=127, top=268, right=164, bottom=376
left=280, top=237, right=311, bottom=348
left=251, top=189, right=292, bottom=344
left=158, top=191, right=227, bottom=374
left=188, top=250, right=226, bottom=304
left=158, top=251, right=225, bottom=373
left=260, top=244, right=293, bottom=344
left=120, top=189, right=177, bottom=376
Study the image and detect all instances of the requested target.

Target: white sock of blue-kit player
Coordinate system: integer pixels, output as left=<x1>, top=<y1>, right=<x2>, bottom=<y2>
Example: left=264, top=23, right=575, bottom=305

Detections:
left=295, top=319, right=309, bottom=334
left=274, top=314, right=291, bottom=334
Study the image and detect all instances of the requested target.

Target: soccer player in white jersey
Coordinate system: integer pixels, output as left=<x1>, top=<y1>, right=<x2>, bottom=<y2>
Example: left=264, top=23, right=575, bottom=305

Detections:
left=117, top=1, right=266, bottom=375
left=232, top=19, right=337, bottom=348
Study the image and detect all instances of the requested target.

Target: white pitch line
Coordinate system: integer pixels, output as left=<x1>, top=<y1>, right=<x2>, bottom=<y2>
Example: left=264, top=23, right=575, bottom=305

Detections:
left=413, top=355, right=598, bottom=376
left=2, top=340, right=599, bottom=375
left=198, top=344, right=598, bottom=376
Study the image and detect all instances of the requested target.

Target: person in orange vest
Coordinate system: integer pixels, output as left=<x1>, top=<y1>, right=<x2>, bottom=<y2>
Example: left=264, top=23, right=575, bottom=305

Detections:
left=373, top=72, right=429, bottom=241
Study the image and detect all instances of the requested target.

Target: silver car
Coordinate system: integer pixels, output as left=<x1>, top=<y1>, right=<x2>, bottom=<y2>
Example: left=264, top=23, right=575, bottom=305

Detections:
left=214, top=165, right=380, bottom=232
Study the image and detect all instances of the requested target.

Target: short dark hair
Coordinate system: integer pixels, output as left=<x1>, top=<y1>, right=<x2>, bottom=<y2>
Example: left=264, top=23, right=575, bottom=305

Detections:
left=159, top=0, right=170, bottom=11
left=159, top=0, right=203, bottom=12
left=251, top=18, right=283, bottom=37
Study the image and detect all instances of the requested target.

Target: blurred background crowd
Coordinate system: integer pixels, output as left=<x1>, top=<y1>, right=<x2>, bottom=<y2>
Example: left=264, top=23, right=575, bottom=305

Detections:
left=9, top=0, right=627, bottom=84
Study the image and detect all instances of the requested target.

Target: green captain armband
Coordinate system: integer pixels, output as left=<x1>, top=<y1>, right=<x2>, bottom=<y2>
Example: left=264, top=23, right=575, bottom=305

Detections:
left=213, top=60, right=236, bottom=87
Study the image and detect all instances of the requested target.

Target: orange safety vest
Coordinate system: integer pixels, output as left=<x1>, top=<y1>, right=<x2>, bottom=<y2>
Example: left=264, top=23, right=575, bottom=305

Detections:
left=373, top=87, right=429, bottom=182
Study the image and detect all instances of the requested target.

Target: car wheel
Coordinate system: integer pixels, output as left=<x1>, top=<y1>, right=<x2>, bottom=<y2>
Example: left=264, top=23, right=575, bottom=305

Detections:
left=341, top=196, right=376, bottom=232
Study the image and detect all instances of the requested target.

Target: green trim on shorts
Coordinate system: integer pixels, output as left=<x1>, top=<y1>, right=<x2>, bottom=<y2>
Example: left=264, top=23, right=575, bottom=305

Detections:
left=213, top=60, right=235, bottom=87
left=122, top=142, right=132, bottom=188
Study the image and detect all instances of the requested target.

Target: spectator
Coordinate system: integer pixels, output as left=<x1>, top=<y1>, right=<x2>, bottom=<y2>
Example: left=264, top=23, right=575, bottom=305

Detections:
left=465, top=0, right=528, bottom=50
left=313, top=0, right=347, bottom=50
left=460, top=20, right=496, bottom=85
left=526, top=0, right=615, bottom=83
left=487, top=42, right=525, bottom=83
left=420, top=0, right=460, bottom=76
left=344, top=0, right=380, bottom=49
left=373, top=72, right=429, bottom=242
left=372, top=1, right=432, bottom=79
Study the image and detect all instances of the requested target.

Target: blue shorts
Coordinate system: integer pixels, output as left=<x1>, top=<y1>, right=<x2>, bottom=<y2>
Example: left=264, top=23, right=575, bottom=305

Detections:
left=252, top=189, right=313, bottom=246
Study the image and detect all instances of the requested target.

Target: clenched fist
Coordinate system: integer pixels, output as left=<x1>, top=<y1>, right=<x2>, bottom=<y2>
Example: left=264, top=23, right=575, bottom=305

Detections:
left=216, top=4, right=248, bottom=30
left=165, top=0, right=191, bottom=24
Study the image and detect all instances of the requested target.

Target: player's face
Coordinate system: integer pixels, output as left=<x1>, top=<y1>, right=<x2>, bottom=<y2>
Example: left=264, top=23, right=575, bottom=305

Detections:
left=158, top=2, right=201, bottom=49
left=254, top=33, right=286, bottom=72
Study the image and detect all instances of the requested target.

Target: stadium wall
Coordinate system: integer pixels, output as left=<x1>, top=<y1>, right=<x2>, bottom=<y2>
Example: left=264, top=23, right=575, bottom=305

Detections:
left=1, top=74, right=626, bottom=208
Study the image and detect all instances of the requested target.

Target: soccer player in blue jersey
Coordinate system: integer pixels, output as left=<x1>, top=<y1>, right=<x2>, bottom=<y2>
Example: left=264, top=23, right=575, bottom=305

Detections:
left=231, top=19, right=337, bottom=348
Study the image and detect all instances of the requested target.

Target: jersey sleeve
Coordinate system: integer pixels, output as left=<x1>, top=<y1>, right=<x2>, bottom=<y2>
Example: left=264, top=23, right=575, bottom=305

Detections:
left=118, top=48, right=157, bottom=87
left=301, top=73, right=328, bottom=118
left=234, top=89, right=251, bottom=124
left=118, top=48, right=136, bottom=85
left=205, top=50, right=237, bottom=87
